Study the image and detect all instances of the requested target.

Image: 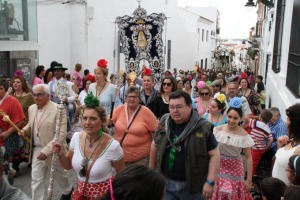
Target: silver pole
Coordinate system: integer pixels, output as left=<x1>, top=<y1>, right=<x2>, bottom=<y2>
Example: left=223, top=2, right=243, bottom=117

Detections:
left=47, top=81, right=69, bottom=200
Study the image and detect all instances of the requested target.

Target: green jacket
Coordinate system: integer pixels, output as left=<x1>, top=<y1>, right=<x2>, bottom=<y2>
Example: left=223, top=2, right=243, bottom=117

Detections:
left=154, top=113, right=214, bottom=194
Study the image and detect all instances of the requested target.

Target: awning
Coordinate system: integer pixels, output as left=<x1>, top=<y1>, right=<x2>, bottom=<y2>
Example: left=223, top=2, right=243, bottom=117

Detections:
left=0, top=41, right=40, bottom=51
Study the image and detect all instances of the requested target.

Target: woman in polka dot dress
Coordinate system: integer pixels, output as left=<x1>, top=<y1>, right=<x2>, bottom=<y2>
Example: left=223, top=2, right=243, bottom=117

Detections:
left=212, top=97, right=255, bottom=200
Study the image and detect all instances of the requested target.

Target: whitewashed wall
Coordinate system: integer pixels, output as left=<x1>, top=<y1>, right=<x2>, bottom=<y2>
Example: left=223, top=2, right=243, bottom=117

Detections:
left=37, top=0, right=218, bottom=75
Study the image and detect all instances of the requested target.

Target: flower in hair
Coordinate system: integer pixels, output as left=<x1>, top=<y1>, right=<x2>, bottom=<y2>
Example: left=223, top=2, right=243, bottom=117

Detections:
left=97, top=59, right=108, bottom=68
left=187, top=75, right=193, bottom=81
left=217, top=94, right=226, bottom=103
left=143, top=67, right=152, bottom=76
left=197, top=81, right=206, bottom=89
left=84, top=92, right=100, bottom=108
left=241, top=73, right=248, bottom=79
left=87, top=74, right=95, bottom=82
left=14, top=70, right=24, bottom=78
left=230, top=97, right=242, bottom=109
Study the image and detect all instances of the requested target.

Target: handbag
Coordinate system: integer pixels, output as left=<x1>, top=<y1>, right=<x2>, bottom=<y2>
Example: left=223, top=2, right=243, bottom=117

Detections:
left=119, top=105, right=141, bottom=147
left=72, top=133, right=111, bottom=199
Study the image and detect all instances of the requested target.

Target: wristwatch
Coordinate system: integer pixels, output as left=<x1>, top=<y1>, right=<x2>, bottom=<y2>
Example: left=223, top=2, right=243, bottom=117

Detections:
left=206, top=180, right=215, bottom=187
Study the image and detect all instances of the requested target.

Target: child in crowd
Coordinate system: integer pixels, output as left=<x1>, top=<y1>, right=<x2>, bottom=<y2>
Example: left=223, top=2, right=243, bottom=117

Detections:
left=260, top=177, right=286, bottom=200
left=243, top=109, right=273, bottom=175
left=283, top=185, right=300, bottom=200
left=286, top=155, right=300, bottom=185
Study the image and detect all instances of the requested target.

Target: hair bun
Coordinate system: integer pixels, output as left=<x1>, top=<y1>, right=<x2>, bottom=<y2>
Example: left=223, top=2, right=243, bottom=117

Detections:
left=84, top=92, right=100, bottom=108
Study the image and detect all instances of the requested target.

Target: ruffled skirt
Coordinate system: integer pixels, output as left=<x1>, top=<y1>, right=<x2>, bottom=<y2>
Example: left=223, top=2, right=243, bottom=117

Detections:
left=212, top=154, right=253, bottom=200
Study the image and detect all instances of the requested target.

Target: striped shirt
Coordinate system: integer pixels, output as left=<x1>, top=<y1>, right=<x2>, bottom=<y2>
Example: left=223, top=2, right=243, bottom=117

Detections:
left=249, top=119, right=272, bottom=150
left=269, top=118, right=288, bottom=152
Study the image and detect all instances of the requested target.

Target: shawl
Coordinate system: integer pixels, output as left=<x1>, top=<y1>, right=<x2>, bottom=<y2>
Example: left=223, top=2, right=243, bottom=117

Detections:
left=140, top=89, right=158, bottom=106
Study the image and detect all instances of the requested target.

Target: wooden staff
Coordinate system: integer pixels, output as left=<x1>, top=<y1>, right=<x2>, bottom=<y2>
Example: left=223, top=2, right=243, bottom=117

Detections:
left=0, top=109, right=30, bottom=143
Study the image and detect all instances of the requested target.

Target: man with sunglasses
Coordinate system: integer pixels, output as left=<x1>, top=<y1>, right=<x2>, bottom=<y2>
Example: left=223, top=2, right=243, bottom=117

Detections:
left=150, top=91, right=220, bottom=200
left=20, top=84, right=73, bottom=200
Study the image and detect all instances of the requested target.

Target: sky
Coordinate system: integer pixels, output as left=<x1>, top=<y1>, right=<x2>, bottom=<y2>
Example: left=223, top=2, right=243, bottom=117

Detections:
left=177, top=0, right=257, bottom=39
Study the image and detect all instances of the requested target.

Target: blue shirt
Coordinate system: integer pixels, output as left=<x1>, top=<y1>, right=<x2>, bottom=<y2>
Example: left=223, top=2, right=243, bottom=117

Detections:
left=269, top=118, right=288, bottom=152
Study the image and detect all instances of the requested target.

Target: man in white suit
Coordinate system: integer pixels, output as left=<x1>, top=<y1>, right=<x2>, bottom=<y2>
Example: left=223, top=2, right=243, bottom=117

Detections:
left=21, top=84, right=73, bottom=200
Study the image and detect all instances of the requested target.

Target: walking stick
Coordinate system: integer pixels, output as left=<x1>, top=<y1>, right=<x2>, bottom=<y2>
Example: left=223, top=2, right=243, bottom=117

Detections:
left=47, top=81, right=69, bottom=200
left=0, top=110, right=31, bottom=143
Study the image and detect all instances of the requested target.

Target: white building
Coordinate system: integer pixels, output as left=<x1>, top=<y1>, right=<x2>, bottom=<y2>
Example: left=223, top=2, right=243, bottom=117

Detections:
left=257, top=0, right=300, bottom=121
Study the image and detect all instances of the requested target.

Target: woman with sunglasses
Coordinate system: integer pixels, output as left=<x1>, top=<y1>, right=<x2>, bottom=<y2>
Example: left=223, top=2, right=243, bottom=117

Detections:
left=53, top=93, right=125, bottom=199
left=272, top=103, right=300, bottom=184
left=153, top=76, right=177, bottom=119
left=194, top=81, right=213, bottom=117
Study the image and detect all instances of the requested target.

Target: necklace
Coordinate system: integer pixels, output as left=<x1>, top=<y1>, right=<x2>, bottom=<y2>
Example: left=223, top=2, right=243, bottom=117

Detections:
left=81, top=133, right=102, bottom=176
left=14, top=91, right=24, bottom=100
left=162, top=94, right=169, bottom=104
left=96, top=81, right=106, bottom=96
left=88, top=127, right=103, bottom=148
left=210, top=113, right=221, bottom=124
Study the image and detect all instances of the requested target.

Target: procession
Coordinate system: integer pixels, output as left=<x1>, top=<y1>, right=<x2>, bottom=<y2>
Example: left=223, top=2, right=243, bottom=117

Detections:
left=1, top=0, right=300, bottom=200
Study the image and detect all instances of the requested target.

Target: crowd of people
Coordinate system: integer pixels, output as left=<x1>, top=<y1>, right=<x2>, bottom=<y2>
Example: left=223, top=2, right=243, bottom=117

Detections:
left=0, top=60, right=299, bottom=200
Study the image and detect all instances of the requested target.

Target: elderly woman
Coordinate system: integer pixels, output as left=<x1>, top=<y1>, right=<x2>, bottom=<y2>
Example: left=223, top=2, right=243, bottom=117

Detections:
left=88, top=59, right=121, bottom=117
left=272, top=103, right=300, bottom=184
left=194, top=81, right=213, bottom=117
left=140, top=67, right=158, bottom=114
left=111, top=86, right=158, bottom=166
left=72, top=63, right=83, bottom=93
left=53, top=93, right=125, bottom=199
left=153, top=76, right=177, bottom=119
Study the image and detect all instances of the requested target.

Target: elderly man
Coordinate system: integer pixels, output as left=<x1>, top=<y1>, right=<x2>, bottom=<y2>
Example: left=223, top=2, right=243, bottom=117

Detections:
left=21, top=84, right=73, bottom=200
left=150, top=91, right=220, bottom=200
left=268, top=107, right=288, bottom=152
left=226, top=82, right=252, bottom=117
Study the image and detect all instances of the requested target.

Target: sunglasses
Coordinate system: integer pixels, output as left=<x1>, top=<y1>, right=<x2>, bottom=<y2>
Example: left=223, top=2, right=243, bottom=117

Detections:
left=79, top=158, right=88, bottom=177
left=200, top=92, right=209, bottom=96
left=162, top=82, right=172, bottom=87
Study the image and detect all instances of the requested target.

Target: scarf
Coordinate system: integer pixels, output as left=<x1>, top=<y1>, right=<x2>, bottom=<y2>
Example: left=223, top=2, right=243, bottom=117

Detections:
left=165, top=110, right=206, bottom=150
left=140, top=89, right=158, bottom=106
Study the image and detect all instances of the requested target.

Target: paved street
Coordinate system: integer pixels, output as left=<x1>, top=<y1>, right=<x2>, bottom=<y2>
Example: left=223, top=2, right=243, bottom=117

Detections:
left=12, top=163, right=77, bottom=200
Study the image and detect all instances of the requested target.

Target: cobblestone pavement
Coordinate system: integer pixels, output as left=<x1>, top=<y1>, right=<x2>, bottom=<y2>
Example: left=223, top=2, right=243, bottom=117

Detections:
left=12, top=162, right=77, bottom=200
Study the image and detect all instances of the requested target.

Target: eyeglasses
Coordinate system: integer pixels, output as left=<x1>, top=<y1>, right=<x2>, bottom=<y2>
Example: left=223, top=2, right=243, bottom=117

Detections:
left=169, top=104, right=187, bottom=111
left=285, top=168, right=294, bottom=172
left=228, top=87, right=237, bottom=90
left=200, top=92, right=209, bottom=96
left=162, top=82, right=172, bottom=87
left=126, top=95, right=139, bottom=99
left=32, top=93, right=46, bottom=98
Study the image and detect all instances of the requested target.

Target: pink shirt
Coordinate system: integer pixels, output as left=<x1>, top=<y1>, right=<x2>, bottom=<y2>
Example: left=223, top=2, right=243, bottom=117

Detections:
left=33, top=77, right=44, bottom=85
left=72, top=71, right=83, bottom=89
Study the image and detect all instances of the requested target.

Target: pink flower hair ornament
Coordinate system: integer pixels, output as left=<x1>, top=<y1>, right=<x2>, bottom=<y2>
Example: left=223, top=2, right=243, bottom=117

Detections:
left=197, top=81, right=206, bottom=89
left=97, top=59, right=108, bottom=68
left=14, top=70, right=24, bottom=78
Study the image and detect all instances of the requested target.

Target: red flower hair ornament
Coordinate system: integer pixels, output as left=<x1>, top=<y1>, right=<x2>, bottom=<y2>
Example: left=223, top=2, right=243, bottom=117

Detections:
left=87, top=74, right=95, bottom=82
left=143, top=67, right=152, bottom=76
left=187, top=75, right=193, bottom=81
left=97, top=59, right=108, bottom=68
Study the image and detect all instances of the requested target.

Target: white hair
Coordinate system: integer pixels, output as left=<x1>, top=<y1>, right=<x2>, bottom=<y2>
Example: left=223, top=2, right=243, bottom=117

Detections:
left=32, top=84, right=51, bottom=95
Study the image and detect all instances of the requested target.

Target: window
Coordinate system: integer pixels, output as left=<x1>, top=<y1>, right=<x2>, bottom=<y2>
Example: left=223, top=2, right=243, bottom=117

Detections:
left=202, top=29, right=204, bottom=42
left=0, top=0, right=37, bottom=41
left=206, top=30, right=209, bottom=41
left=201, top=59, right=203, bottom=69
left=272, top=0, right=285, bottom=73
left=286, top=0, right=300, bottom=98
left=205, top=58, right=207, bottom=69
